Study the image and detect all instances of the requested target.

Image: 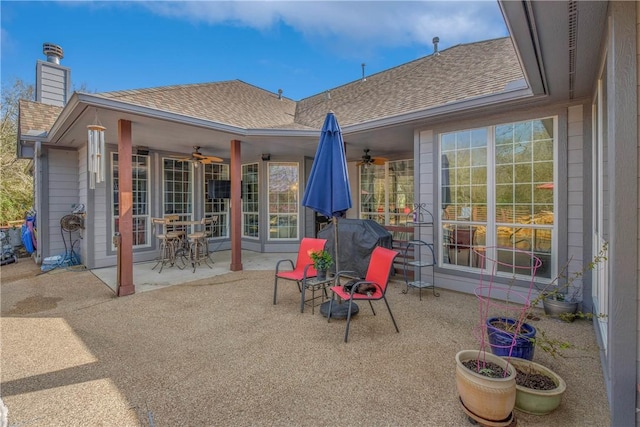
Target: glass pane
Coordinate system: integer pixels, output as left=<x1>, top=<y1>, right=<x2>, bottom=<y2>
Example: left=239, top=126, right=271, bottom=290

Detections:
left=533, top=139, right=553, bottom=161
left=441, top=133, right=456, bottom=152
left=470, top=129, right=487, bottom=148
left=495, top=124, right=513, bottom=145
left=495, top=165, right=513, bottom=184
left=514, top=184, right=532, bottom=203
left=457, top=131, right=471, bottom=149
left=471, top=148, right=487, bottom=166
left=513, top=141, right=532, bottom=163
left=268, top=163, right=298, bottom=239
left=495, top=143, right=513, bottom=164
left=513, top=121, right=532, bottom=143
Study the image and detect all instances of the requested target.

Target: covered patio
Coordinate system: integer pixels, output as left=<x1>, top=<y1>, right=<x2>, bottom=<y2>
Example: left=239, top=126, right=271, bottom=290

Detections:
left=1, top=259, right=609, bottom=426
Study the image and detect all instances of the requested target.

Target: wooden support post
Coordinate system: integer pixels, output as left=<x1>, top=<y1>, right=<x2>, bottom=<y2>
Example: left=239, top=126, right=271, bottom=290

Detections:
left=230, top=139, right=243, bottom=271
left=117, top=119, right=135, bottom=296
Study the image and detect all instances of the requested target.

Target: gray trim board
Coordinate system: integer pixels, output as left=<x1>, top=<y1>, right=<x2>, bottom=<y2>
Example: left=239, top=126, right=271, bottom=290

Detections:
left=607, top=2, right=638, bottom=424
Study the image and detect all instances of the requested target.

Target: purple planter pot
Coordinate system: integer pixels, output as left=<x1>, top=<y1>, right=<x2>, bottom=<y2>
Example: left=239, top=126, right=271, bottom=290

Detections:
left=486, top=316, right=536, bottom=361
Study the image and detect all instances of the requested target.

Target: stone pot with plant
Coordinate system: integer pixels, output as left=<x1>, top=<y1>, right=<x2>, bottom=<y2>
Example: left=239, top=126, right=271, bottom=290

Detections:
left=538, top=242, right=608, bottom=322
left=309, top=250, right=333, bottom=281
left=455, top=349, right=517, bottom=424
left=508, top=357, right=567, bottom=415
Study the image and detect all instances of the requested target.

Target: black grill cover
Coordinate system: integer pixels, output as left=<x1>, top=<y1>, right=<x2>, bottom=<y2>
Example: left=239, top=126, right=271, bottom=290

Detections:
left=318, top=219, right=393, bottom=278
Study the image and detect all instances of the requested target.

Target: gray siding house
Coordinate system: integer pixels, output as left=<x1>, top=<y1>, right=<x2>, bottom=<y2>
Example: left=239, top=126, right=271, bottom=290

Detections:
left=16, top=1, right=638, bottom=423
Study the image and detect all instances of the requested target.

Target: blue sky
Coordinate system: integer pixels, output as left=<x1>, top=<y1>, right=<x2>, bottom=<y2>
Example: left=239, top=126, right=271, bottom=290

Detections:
left=1, top=1, right=508, bottom=101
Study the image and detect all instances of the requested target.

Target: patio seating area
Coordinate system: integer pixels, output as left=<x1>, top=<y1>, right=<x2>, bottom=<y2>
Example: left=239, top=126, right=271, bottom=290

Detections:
left=1, top=258, right=610, bottom=426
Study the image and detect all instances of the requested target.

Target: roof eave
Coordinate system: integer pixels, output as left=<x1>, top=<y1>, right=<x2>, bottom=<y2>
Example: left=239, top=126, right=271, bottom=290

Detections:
left=343, top=87, right=537, bottom=133
left=499, top=0, right=548, bottom=96
left=47, top=92, right=256, bottom=144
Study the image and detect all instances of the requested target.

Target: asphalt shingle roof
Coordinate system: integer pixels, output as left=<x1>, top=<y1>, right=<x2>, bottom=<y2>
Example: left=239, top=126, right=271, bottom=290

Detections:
left=18, top=100, right=63, bottom=136
left=97, top=80, right=300, bottom=129
left=19, top=37, right=523, bottom=136
left=295, top=37, right=523, bottom=128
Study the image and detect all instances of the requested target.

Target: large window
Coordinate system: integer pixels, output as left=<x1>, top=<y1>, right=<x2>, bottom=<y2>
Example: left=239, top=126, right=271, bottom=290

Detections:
left=163, top=158, right=192, bottom=220
left=242, top=163, right=259, bottom=238
left=268, top=162, right=298, bottom=240
left=204, top=163, right=229, bottom=238
left=111, top=153, right=150, bottom=249
left=360, top=160, right=414, bottom=226
left=440, top=118, right=555, bottom=279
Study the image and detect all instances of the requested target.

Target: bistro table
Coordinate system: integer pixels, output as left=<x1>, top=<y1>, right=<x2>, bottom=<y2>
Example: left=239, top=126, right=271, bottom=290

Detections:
left=301, top=275, right=333, bottom=314
left=166, top=218, right=214, bottom=272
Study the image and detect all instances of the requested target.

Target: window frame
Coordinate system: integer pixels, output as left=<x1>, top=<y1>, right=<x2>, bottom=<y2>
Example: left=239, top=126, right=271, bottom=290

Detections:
left=110, top=152, right=151, bottom=251
left=242, top=163, right=260, bottom=239
left=204, top=163, right=230, bottom=238
left=438, top=116, right=558, bottom=283
left=267, top=162, right=299, bottom=241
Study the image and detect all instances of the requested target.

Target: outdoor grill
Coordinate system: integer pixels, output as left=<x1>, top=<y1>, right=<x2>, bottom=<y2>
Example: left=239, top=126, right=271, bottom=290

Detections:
left=318, top=218, right=392, bottom=278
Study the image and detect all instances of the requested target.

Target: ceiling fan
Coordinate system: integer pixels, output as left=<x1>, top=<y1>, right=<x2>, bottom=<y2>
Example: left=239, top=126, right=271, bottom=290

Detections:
left=356, top=149, right=388, bottom=167
left=170, top=146, right=223, bottom=166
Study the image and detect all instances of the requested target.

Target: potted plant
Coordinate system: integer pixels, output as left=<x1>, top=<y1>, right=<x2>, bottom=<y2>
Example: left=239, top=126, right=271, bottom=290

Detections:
left=456, top=349, right=517, bottom=423
left=486, top=316, right=536, bottom=360
left=538, top=242, right=608, bottom=322
left=457, top=246, right=607, bottom=422
left=508, top=357, right=566, bottom=415
left=309, top=250, right=333, bottom=281
left=455, top=247, right=538, bottom=424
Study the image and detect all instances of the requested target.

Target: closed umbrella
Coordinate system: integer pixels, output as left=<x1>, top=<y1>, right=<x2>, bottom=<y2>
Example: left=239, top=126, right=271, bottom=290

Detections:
left=302, top=111, right=354, bottom=318
left=302, top=111, right=352, bottom=272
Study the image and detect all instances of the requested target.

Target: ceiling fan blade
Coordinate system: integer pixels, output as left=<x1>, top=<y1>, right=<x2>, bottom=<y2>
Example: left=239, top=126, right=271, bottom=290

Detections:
left=169, top=155, right=191, bottom=161
left=192, top=152, right=223, bottom=162
left=199, top=157, right=223, bottom=164
left=371, top=157, right=387, bottom=165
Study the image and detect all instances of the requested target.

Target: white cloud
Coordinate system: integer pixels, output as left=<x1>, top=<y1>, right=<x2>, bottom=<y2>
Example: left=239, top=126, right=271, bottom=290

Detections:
left=142, top=1, right=507, bottom=49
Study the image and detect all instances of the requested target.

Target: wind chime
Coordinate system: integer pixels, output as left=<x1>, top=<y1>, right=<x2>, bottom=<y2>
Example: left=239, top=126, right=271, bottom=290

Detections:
left=87, top=110, right=105, bottom=190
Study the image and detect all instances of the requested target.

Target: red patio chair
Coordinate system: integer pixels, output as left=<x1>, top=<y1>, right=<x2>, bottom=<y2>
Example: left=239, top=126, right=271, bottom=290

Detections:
left=327, top=246, right=400, bottom=342
left=273, top=237, right=328, bottom=309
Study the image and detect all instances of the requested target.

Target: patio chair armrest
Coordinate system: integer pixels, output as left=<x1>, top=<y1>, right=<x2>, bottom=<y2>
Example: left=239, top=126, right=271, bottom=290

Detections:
left=333, top=270, right=358, bottom=286
left=275, top=259, right=294, bottom=273
left=302, top=263, right=316, bottom=279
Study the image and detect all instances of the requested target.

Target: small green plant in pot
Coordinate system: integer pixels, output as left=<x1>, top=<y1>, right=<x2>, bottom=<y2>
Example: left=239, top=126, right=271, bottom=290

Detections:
left=536, top=242, right=608, bottom=322
left=309, top=250, right=333, bottom=280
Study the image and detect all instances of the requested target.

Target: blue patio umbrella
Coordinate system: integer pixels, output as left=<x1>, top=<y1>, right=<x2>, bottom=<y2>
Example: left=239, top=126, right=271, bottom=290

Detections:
left=302, top=111, right=352, bottom=273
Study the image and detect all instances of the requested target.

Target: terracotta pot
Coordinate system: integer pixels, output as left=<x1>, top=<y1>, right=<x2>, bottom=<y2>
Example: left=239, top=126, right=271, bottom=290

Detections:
left=509, top=357, right=566, bottom=415
left=455, top=350, right=516, bottom=422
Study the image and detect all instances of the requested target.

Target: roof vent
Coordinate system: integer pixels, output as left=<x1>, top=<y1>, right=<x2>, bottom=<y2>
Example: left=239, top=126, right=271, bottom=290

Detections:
left=432, top=37, right=440, bottom=56
left=361, top=63, right=366, bottom=82
left=43, top=43, right=64, bottom=64
left=277, top=88, right=283, bottom=100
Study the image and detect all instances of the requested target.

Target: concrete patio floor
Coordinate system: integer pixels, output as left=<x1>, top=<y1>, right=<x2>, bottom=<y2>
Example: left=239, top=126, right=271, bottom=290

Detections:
left=90, top=250, right=297, bottom=294
left=1, top=256, right=610, bottom=426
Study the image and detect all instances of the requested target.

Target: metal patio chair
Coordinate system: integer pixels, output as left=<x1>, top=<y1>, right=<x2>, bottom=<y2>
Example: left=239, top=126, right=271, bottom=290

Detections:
left=273, top=237, right=327, bottom=308
left=327, top=246, right=400, bottom=342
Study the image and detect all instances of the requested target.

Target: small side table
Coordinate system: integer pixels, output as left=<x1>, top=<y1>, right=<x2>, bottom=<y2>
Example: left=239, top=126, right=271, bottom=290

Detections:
left=301, top=276, right=333, bottom=314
